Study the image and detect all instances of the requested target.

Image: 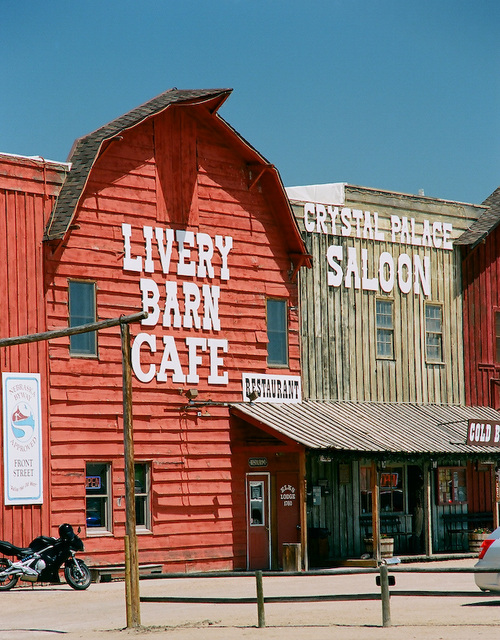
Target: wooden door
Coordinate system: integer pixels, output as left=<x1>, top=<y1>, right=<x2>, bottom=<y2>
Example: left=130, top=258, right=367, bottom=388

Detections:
left=247, top=473, right=271, bottom=570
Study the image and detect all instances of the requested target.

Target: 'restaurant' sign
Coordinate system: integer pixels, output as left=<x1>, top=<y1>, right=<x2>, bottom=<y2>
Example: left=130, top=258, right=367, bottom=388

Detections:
left=467, top=420, right=500, bottom=447
left=242, top=373, right=301, bottom=403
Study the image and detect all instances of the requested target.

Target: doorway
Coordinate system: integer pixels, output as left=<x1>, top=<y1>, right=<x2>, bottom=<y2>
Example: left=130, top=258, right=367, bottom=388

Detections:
left=246, top=473, right=271, bottom=570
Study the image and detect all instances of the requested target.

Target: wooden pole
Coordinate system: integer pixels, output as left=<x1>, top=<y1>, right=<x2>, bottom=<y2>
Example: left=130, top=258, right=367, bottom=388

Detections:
left=371, top=461, right=381, bottom=564
left=423, top=462, right=433, bottom=556
left=491, top=465, right=499, bottom=530
left=299, top=450, right=308, bottom=570
left=0, top=312, right=147, bottom=628
left=379, top=563, right=391, bottom=627
left=0, top=310, right=147, bottom=347
left=121, top=322, right=141, bottom=628
left=255, top=570, right=265, bottom=628
left=124, top=535, right=133, bottom=628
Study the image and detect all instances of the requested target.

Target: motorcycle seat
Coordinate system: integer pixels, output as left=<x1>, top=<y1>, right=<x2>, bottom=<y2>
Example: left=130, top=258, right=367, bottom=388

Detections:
left=0, top=540, right=33, bottom=558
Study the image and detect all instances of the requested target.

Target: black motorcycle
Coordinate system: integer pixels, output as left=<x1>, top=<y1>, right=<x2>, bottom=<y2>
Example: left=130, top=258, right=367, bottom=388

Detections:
left=0, top=523, right=91, bottom=590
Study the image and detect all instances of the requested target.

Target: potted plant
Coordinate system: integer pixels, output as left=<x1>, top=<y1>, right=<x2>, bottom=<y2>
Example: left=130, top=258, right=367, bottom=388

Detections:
left=468, top=528, right=492, bottom=553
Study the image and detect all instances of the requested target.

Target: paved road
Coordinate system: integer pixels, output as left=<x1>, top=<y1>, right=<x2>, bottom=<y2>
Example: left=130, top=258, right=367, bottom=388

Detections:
left=0, top=558, right=499, bottom=639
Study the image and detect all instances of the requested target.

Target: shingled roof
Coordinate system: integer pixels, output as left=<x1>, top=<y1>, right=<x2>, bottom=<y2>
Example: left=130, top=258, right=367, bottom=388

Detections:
left=43, top=88, right=231, bottom=241
left=455, top=187, right=500, bottom=246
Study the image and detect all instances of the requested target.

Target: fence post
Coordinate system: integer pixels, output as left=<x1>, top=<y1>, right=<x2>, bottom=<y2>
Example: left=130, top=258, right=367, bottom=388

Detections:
left=379, top=563, right=391, bottom=627
left=256, top=570, right=266, bottom=628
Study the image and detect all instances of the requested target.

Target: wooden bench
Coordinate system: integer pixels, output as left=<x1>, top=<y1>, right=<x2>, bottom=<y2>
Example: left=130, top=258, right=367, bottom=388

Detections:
left=443, top=512, right=493, bottom=536
left=360, top=513, right=413, bottom=553
left=89, top=563, right=163, bottom=583
left=360, top=513, right=412, bottom=538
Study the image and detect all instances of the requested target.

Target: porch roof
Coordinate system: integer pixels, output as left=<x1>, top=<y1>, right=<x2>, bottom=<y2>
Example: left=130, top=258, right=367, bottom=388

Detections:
left=230, top=400, right=500, bottom=456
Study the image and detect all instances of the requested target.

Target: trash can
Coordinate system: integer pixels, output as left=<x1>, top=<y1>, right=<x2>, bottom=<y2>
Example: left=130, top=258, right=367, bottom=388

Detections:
left=282, top=543, right=302, bottom=571
left=308, top=527, right=329, bottom=566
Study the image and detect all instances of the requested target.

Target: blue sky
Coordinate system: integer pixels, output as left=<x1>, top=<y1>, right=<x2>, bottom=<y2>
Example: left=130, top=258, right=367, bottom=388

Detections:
left=1, top=1, right=498, bottom=204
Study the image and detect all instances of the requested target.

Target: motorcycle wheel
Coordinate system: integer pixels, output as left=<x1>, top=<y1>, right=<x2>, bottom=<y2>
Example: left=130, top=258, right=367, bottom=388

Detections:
left=64, top=560, right=91, bottom=590
left=0, top=558, right=18, bottom=590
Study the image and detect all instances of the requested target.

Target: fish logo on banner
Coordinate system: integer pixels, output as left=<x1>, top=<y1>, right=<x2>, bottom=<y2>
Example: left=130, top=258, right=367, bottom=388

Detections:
left=10, top=403, right=35, bottom=443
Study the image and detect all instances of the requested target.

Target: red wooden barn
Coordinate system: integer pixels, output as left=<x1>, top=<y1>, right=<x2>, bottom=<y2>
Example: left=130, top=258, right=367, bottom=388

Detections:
left=457, top=186, right=500, bottom=514
left=0, top=88, right=311, bottom=572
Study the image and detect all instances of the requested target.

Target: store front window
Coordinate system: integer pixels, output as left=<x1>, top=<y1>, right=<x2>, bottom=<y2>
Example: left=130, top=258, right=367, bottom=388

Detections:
left=86, top=462, right=111, bottom=532
left=360, top=465, right=404, bottom=513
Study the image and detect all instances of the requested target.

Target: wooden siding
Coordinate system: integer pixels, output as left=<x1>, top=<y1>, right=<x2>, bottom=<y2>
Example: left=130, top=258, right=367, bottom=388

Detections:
left=43, top=106, right=302, bottom=569
left=0, top=156, right=66, bottom=545
left=462, top=225, right=500, bottom=407
left=293, top=187, right=480, bottom=404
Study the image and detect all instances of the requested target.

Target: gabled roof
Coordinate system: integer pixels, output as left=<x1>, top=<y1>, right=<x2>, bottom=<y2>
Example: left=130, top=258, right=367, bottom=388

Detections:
left=455, top=187, right=500, bottom=246
left=231, top=400, right=500, bottom=457
left=43, top=89, right=231, bottom=241
left=43, top=88, right=311, bottom=267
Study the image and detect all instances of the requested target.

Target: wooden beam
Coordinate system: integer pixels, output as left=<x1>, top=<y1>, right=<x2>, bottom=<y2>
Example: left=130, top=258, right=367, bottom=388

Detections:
left=0, top=311, right=147, bottom=347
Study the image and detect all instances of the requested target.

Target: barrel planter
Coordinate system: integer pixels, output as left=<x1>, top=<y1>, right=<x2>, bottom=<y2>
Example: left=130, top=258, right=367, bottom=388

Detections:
left=364, top=537, right=394, bottom=558
left=468, top=531, right=490, bottom=554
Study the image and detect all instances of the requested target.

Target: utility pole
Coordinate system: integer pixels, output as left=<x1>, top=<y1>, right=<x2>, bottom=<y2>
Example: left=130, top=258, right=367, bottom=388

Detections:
left=0, top=310, right=147, bottom=628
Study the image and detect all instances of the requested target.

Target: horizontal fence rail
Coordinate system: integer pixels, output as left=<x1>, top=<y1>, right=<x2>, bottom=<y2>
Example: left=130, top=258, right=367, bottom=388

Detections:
left=140, top=565, right=498, bottom=629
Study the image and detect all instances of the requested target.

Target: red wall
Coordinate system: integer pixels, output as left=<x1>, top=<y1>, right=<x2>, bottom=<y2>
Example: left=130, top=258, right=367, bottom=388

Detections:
left=0, top=155, right=66, bottom=545
left=462, top=228, right=500, bottom=407
left=42, top=105, right=303, bottom=569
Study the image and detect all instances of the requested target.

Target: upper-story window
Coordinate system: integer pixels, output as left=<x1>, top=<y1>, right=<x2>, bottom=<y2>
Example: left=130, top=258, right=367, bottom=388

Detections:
left=425, top=303, right=443, bottom=363
left=266, top=298, right=288, bottom=366
left=376, top=299, right=394, bottom=359
left=495, top=311, right=500, bottom=363
left=69, top=280, right=97, bottom=356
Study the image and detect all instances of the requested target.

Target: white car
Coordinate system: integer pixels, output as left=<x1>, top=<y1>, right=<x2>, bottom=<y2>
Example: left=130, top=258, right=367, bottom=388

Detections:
left=474, top=526, right=500, bottom=592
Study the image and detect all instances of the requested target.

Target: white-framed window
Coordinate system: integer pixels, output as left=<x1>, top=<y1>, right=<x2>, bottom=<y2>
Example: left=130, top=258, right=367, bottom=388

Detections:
left=69, top=280, right=97, bottom=356
left=266, top=298, right=288, bottom=366
left=135, top=463, right=151, bottom=531
left=376, top=299, right=394, bottom=359
left=86, top=462, right=111, bottom=533
left=425, top=303, right=443, bottom=363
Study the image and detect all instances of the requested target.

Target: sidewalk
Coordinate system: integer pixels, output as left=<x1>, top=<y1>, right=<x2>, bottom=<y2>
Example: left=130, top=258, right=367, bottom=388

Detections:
left=1, top=558, right=499, bottom=640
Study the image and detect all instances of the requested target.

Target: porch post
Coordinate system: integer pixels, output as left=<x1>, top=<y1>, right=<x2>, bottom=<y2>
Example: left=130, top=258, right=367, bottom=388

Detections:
left=299, top=450, right=308, bottom=570
left=423, top=461, right=433, bottom=556
left=371, top=461, right=381, bottom=564
left=491, top=465, right=499, bottom=530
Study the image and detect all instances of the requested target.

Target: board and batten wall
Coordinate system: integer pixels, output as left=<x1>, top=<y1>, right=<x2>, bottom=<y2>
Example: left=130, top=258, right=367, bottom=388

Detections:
left=291, top=185, right=483, bottom=404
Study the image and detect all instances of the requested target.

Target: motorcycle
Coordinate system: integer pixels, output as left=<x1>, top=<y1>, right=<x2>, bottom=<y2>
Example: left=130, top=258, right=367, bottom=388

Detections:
left=0, top=523, right=91, bottom=590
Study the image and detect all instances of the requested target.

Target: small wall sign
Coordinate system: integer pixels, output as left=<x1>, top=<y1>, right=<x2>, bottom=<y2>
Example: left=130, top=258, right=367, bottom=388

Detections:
left=248, top=457, right=268, bottom=468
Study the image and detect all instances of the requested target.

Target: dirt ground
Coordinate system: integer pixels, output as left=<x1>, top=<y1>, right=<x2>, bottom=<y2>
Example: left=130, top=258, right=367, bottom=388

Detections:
left=1, top=558, right=499, bottom=640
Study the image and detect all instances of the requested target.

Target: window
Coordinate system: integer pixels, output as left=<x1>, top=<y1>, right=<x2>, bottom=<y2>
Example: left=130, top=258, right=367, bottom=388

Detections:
left=425, top=303, right=443, bottom=362
left=437, top=466, right=467, bottom=505
left=360, top=465, right=404, bottom=513
left=266, top=298, right=288, bottom=366
left=376, top=299, right=394, bottom=359
left=135, top=463, right=151, bottom=530
left=379, top=467, right=404, bottom=512
left=86, top=463, right=111, bottom=532
left=69, top=280, right=97, bottom=356
left=360, top=466, right=372, bottom=514
left=249, top=481, right=265, bottom=526
left=495, top=311, right=500, bottom=363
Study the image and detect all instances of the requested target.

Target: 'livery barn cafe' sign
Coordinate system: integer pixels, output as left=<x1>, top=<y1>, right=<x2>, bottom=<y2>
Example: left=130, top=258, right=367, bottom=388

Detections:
left=121, top=224, right=301, bottom=403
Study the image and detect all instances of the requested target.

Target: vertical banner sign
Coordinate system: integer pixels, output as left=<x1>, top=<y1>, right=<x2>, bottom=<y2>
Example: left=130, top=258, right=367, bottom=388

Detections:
left=2, top=373, right=43, bottom=505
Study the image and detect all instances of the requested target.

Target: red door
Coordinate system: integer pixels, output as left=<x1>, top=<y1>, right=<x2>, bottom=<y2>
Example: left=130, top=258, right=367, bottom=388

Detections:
left=247, top=473, right=271, bottom=570
left=276, top=472, right=301, bottom=567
